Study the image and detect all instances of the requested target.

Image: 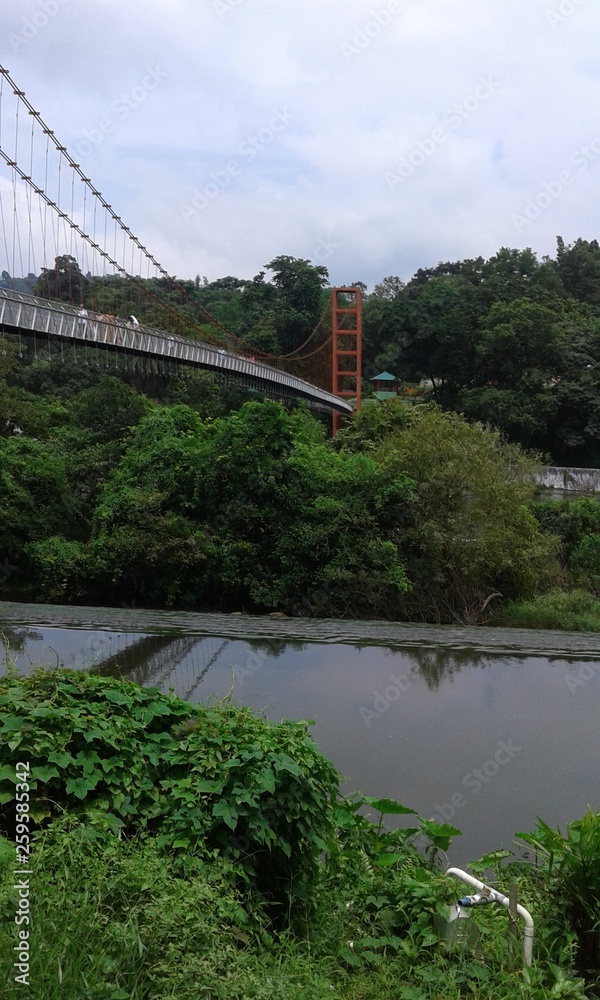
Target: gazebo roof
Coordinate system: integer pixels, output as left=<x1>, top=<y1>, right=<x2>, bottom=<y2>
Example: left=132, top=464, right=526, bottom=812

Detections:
left=370, top=371, right=397, bottom=382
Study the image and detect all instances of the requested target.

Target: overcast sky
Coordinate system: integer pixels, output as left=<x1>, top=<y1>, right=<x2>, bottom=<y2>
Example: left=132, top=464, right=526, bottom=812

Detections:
left=2, top=0, right=599, bottom=288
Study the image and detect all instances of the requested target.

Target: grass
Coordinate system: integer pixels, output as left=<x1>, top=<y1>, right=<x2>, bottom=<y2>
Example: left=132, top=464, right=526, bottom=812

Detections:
left=492, top=589, right=600, bottom=632
left=0, top=821, right=594, bottom=1000
left=0, top=668, right=597, bottom=998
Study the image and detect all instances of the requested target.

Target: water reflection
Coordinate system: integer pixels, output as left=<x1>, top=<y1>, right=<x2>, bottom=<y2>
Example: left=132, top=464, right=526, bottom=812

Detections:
left=399, top=645, right=496, bottom=689
left=1, top=625, right=43, bottom=657
left=1, top=607, right=598, bottom=866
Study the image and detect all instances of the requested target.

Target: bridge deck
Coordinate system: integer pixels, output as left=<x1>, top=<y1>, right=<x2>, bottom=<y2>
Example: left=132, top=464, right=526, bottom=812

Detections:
left=0, top=288, right=352, bottom=415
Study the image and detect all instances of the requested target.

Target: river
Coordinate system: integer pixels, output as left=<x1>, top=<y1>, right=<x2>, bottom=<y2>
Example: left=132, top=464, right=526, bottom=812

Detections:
left=1, top=601, right=599, bottom=865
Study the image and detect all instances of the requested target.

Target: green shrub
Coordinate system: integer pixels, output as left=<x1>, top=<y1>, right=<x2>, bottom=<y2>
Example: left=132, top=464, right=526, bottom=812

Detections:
left=0, top=824, right=291, bottom=1000
left=0, top=669, right=339, bottom=916
left=493, top=589, right=600, bottom=631
left=336, top=401, right=559, bottom=624
left=518, top=811, right=600, bottom=981
left=533, top=498, right=600, bottom=567
left=0, top=670, right=593, bottom=998
left=23, top=536, right=87, bottom=603
left=571, top=535, right=600, bottom=595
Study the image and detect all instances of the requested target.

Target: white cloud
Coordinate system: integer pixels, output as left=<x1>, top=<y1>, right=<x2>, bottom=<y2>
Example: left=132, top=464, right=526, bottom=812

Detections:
left=1, top=0, right=600, bottom=286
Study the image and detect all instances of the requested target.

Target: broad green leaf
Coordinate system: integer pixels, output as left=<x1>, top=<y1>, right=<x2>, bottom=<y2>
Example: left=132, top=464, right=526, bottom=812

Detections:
left=0, top=716, right=26, bottom=733
left=104, top=690, right=130, bottom=705
left=83, top=729, right=106, bottom=743
left=29, top=706, right=66, bottom=719
left=28, top=804, right=52, bottom=822
left=212, top=800, right=239, bottom=830
left=363, top=796, right=417, bottom=816
left=30, top=765, right=59, bottom=783
left=374, top=852, right=411, bottom=867
left=272, top=753, right=302, bottom=777
left=48, top=751, right=76, bottom=768
left=194, top=780, right=224, bottom=794
left=0, top=689, right=26, bottom=705
left=66, top=775, right=100, bottom=799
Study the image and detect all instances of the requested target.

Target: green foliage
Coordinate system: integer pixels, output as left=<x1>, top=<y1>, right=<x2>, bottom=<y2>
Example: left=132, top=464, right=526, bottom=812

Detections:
left=336, top=401, right=558, bottom=623
left=556, top=237, right=600, bottom=306
left=361, top=240, right=600, bottom=466
left=23, top=536, right=87, bottom=603
left=1, top=820, right=588, bottom=1000
left=2, top=238, right=600, bottom=620
left=0, top=673, right=593, bottom=999
left=493, top=589, right=600, bottom=632
left=517, top=810, right=600, bottom=980
left=0, top=826, right=277, bottom=1000
left=33, top=254, right=88, bottom=302
left=534, top=498, right=600, bottom=562
left=533, top=499, right=600, bottom=594
left=0, top=669, right=339, bottom=914
left=264, top=255, right=329, bottom=353
left=0, top=437, right=75, bottom=597
left=87, top=400, right=414, bottom=615
left=571, top=536, right=600, bottom=594
left=476, top=298, right=566, bottom=390
left=68, top=375, right=151, bottom=444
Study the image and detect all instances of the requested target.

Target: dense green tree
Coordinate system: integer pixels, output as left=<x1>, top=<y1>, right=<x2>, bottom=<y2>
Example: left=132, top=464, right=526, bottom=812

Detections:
left=398, top=274, right=482, bottom=404
left=336, top=401, right=558, bottom=623
left=86, top=401, right=414, bottom=614
left=475, top=298, right=566, bottom=390
left=555, top=236, right=600, bottom=307
left=235, top=272, right=280, bottom=353
left=371, top=275, right=405, bottom=300
left=34, top=254, right=89, bottom=303
left=476, top=246, right=561, bottom=307
left=0, top=436, right=76, bottom=598
left=264, top=256, right=329, bottom=354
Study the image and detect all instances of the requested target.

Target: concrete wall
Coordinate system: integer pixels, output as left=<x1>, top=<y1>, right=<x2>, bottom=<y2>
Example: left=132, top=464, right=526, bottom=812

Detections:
left=536, top=467, right=600, bottom=493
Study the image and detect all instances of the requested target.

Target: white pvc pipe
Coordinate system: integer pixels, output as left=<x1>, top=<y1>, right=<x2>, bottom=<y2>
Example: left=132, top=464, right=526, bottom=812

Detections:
left=446, top=867, right=534, bottom=967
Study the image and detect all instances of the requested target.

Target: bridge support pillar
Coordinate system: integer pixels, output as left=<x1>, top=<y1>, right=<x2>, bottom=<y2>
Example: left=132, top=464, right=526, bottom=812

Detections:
left=331, top=287, right=361, bottom=436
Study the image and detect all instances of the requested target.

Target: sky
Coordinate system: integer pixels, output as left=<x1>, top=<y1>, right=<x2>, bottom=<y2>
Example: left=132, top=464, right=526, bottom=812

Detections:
left=1, top=0, right=600, bottom=288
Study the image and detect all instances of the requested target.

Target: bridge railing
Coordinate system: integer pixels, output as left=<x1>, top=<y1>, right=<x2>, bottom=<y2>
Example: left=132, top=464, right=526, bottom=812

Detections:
left=0, top=288, right=353, bottom=414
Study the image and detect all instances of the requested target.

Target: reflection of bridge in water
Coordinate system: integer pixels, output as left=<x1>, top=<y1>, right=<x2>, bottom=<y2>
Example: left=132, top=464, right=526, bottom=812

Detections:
left=95, top=634, right=230, bottom=702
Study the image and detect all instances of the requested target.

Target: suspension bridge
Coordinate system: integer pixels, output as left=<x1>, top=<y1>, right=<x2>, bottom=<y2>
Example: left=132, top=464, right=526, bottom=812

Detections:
left=0, top=66, right=361, bottom=420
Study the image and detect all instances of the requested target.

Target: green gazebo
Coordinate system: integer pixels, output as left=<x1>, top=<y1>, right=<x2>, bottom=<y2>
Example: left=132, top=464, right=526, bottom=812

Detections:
left=370, top=371, right=399, bottom=400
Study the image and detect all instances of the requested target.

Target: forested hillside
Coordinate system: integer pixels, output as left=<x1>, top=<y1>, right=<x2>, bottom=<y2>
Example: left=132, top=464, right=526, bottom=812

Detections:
left=1, top=237, right=599, bottom=624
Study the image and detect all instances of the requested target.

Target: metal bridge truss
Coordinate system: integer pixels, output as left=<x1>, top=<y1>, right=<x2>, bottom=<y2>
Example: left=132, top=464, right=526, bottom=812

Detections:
left=0, top=287, right=353, bottom=416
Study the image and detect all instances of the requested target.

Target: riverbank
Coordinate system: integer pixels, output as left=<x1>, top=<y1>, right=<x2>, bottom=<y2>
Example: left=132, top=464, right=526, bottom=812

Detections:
left=0, top=668, right=597, bottom=998
left=3, top=599, right=600, bottom=655
left=2, top=601, right=600, bottom=866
